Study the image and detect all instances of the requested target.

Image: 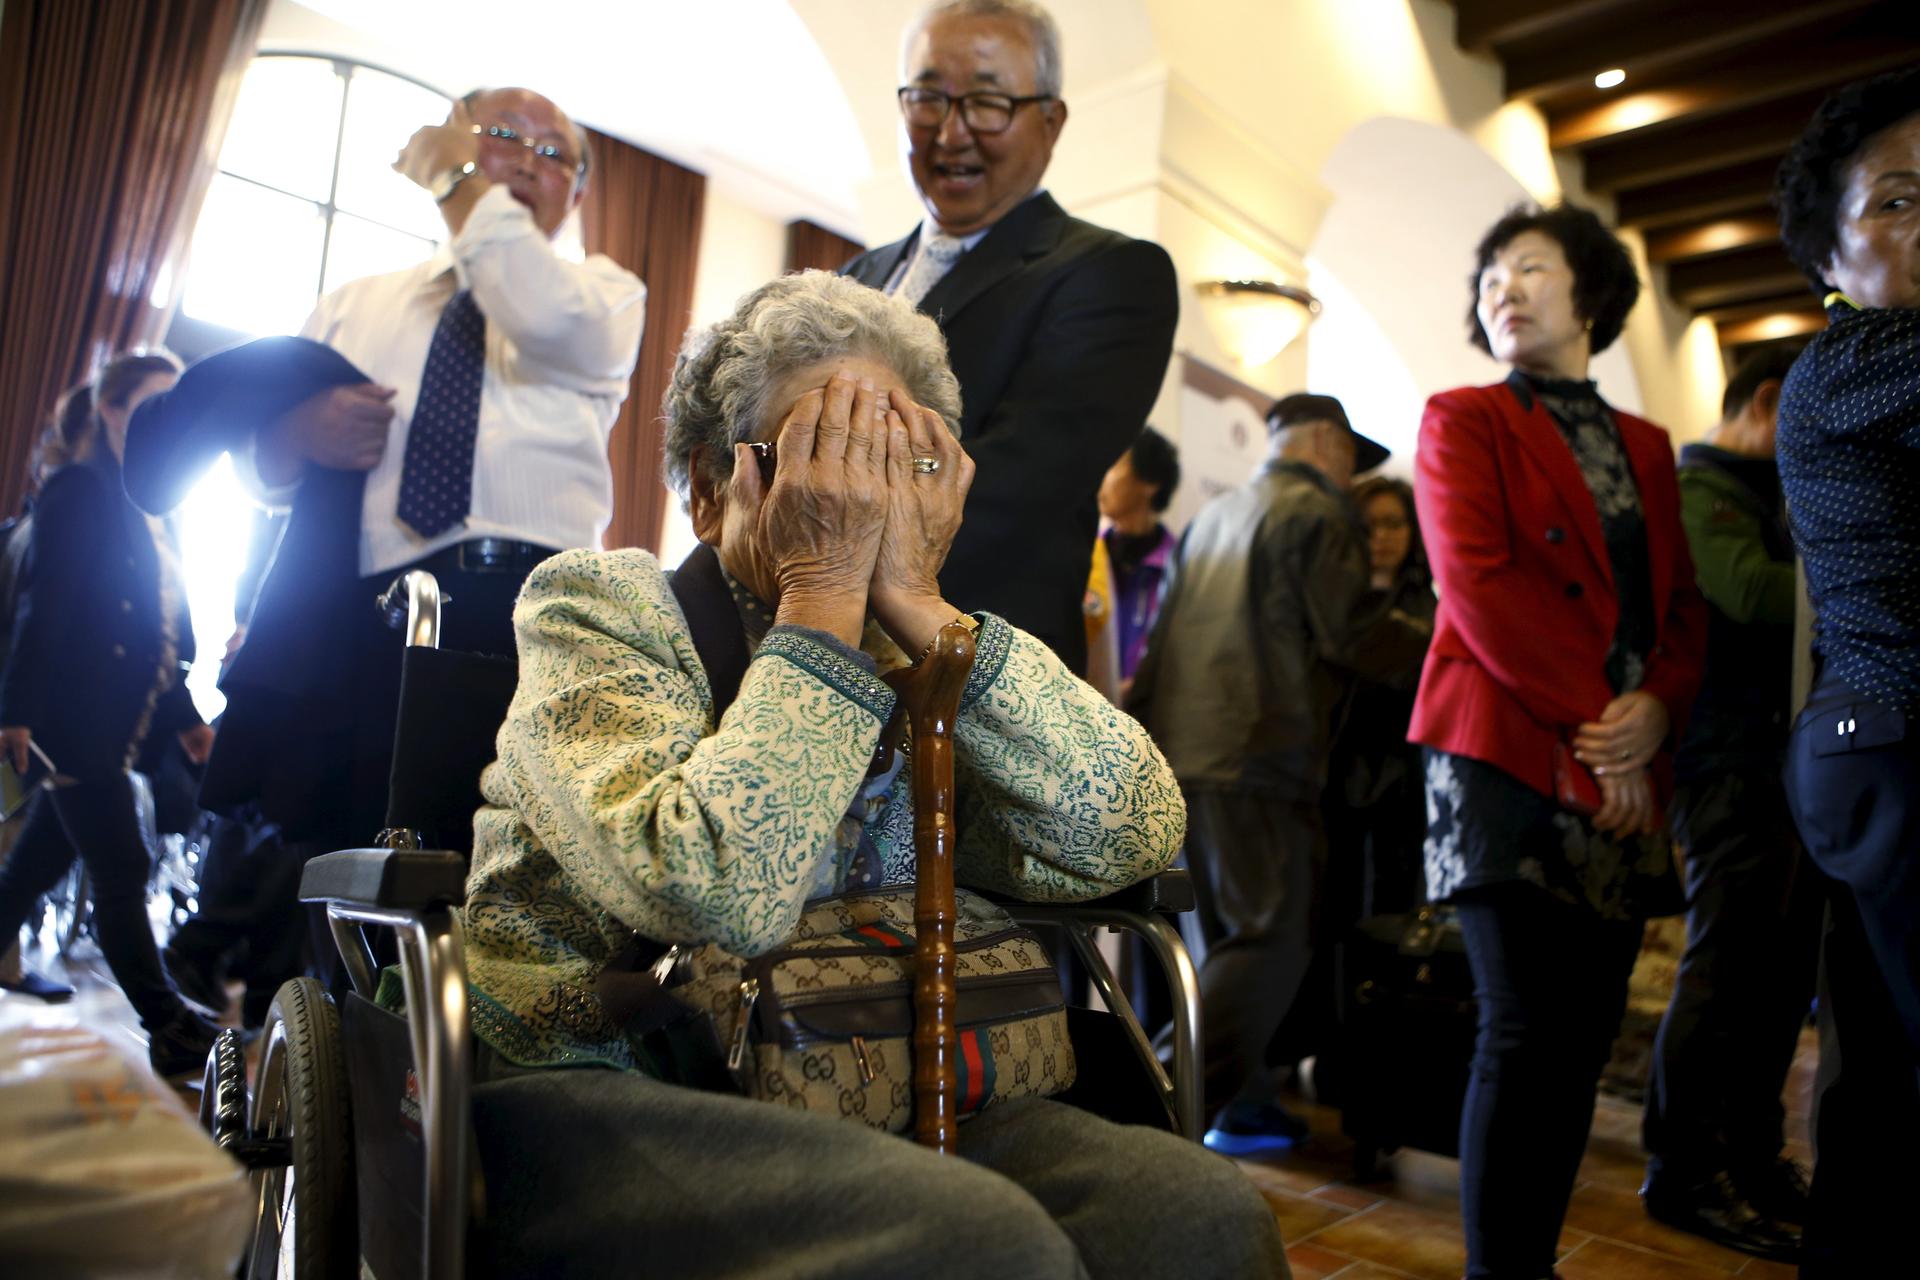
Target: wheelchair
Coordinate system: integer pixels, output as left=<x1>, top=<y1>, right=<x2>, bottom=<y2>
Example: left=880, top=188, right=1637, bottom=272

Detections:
left=202, top=570, right=1204, bottom=1280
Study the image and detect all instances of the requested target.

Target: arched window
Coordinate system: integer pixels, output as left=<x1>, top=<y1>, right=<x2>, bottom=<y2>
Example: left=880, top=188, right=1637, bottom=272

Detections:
left=178, top=54, right=452, bottom=337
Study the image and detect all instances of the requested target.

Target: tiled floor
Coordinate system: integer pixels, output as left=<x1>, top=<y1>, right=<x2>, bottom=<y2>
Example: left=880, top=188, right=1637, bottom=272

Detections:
left=9, top=913, right=1812, bottom=1280
left=1229, top=1043, right=1815, bottom=1280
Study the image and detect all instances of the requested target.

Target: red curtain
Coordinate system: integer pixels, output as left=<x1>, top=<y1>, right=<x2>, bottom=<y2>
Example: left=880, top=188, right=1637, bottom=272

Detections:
left=785, top=219, right=865, bottom=274
left=0, top=0, right=265, bottom=519
left=579, top=129, right=707, bottom=553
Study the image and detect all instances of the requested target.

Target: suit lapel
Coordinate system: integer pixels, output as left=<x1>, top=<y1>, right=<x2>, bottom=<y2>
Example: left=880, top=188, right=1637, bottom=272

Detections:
left=853, top=234, right=914, bottom=291
left=1505, top=385, right=1614, bottom=586
left=917, top=192, right=1066, bottom=325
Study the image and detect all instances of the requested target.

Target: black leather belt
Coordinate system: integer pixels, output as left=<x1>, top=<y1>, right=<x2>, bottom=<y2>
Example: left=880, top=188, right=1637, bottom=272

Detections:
left=419, top=538, right=560, bottom=576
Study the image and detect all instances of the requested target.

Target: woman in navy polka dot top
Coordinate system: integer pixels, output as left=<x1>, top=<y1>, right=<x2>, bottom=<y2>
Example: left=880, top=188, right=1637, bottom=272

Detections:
left=1772, top=64, right=1920, bottom=1280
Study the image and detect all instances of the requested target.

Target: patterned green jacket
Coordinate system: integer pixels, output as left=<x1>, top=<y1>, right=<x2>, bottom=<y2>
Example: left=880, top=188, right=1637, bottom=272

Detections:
left=463, top=548, right=1187, bottom=1070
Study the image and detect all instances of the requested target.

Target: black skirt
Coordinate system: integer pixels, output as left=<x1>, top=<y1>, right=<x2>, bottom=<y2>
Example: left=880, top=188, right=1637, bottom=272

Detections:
left=1422, top=748, right=1682, bottom=922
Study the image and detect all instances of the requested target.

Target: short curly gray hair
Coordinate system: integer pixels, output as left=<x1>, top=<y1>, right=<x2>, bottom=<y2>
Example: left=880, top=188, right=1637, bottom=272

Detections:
left=662, top=270, right=964, bottom=500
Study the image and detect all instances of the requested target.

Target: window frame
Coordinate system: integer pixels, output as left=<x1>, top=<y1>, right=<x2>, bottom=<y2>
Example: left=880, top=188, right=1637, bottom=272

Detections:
left=196, top=51, right=454, bottom=323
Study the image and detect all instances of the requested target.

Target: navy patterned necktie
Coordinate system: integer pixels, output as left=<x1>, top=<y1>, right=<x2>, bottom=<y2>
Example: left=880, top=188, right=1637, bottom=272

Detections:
left=397, top=288, right=486, bottom=539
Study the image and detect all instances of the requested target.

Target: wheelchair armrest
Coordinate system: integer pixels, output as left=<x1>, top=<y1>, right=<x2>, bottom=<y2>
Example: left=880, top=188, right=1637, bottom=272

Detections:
left=299, top=848, right=469, bottom=910
left=993, top=868, right=1194, bottom=917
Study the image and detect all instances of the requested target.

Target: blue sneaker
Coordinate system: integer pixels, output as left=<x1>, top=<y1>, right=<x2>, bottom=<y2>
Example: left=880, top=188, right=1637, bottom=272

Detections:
left=1202, top=1099, right=1310, bottom=1155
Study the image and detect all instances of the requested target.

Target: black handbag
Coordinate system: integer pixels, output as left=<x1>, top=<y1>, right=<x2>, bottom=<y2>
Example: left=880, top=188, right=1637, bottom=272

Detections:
left=1319, top=906, right=1477, bottom=1179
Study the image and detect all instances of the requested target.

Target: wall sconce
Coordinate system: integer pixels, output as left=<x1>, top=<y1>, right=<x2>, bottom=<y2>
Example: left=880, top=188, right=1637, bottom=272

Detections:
left=1193, top=279, right=1322, bottom=368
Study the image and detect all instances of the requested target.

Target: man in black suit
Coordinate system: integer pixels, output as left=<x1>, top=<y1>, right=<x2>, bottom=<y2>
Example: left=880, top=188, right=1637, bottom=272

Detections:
left=842, top=0, right=1178, bottom=674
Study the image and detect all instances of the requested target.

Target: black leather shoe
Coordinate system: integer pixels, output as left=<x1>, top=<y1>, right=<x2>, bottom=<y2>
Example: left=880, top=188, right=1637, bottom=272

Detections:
left=0, top=968, right=75, bottom=1001
left=147, top=1009, right=220, bottom=1081
left=1736, top=1156, right=1812, bottom=1226
left=1642, top=1168, right=1801, bottom=1263
left=161, top=945, right=230, bottom=1017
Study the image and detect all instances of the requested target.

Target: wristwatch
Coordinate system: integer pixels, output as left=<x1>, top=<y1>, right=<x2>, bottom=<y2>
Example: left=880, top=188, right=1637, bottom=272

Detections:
left=429, top=161, right=478, bottom=204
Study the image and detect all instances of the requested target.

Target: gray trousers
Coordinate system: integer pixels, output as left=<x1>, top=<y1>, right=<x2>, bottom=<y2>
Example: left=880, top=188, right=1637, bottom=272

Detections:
left=469, top=1062, right=1288, bottom=1279
left=1182, top=785, right=1324, bottom=1118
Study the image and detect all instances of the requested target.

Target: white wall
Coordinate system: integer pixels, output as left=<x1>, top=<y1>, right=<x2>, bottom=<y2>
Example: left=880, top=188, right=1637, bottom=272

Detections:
left=1305, top=115, right=1643, bottom=478
left=689, top=186, right=790, bottom=328
left=273, top=0, right=871, bottom=233
left=260, top=0, right=1729, bottom=548
left=789, top=0, right=1729, bottom=507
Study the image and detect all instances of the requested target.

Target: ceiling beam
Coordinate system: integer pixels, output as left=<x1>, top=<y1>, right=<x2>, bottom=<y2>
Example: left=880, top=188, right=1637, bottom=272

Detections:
left=1499, top=0, right=1877, bottom=100
left=1643, top=210, right=1780, bottom=265
left=1615, top=156, right=1780, bottom=228
left=1580, top=88, right=1827, bottom=192
left=1453, top=0, right=1641, bottom=52
left=1666, top=243, right=1806, bottom=310
left=1715, top=310, right=1828, bottom=347
left=1546, top=35, right=1918, bottom=150
left=1700, top=294, right=1823, bottom=328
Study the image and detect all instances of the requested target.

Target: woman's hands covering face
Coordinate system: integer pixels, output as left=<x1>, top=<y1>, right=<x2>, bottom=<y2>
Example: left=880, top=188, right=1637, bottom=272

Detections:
left=871, top=398, right=973, bottom=611
left=721, top=367, right=974, bottom=651
left=719, top=372, right=890, bottom=643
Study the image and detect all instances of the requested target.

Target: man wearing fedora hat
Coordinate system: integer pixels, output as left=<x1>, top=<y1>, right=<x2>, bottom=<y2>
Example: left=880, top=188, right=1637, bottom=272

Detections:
left=1129, top=391, right=1429, bottom=1152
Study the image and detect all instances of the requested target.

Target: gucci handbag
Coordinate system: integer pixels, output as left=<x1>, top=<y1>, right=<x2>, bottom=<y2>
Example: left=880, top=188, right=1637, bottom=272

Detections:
left=669, top=885, right=1077, bottom=1133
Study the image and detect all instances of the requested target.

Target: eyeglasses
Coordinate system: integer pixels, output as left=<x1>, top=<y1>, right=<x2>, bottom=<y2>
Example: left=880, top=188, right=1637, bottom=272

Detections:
left=897, top=87, right=1056, bottom=135
left=746, top=441, right=777, bottom=485
left=472, top=123, right=583, bottom=175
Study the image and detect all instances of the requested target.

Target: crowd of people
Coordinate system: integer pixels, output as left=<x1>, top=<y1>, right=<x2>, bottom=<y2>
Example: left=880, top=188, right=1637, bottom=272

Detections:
left=2, top=0, right=1916, bottom=1276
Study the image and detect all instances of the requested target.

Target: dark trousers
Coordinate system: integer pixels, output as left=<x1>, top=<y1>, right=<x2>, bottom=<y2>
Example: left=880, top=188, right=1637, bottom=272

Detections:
left=165, top=812, right=307, bottom=1026
left=0, top=776, right=184, bottom=1030
left=470, top=1061, right=1285, bottom=1280
left=1643, top=769, right=1821, bottom=1179
left=1454, top=883, right=1643, bottom=1280
left=1783, top=683, right=1920, bottom=1278
left=1182, top=784, right=1323, bottom=1118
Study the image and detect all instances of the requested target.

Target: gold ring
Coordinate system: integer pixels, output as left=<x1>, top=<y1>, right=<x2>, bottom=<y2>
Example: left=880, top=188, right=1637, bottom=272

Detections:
left=911, top=456, right=940, bottom=474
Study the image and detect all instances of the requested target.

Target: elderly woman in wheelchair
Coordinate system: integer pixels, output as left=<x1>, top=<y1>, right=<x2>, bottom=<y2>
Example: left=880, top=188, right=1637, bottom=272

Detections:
left=451, top=271, right=1285, bottom=1278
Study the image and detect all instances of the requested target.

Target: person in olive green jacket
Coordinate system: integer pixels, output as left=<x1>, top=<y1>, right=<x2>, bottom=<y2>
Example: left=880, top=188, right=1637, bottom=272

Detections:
left=1641, top=347, right=1821, bottom=1260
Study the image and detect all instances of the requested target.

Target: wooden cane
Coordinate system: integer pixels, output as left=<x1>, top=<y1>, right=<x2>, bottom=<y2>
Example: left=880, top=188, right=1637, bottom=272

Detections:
left=883, top=619, right=977, bottom=1154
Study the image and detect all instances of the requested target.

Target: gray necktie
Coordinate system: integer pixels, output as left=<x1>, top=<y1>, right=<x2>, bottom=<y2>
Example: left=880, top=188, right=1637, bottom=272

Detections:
left=894, top=232, right=967, bottom=309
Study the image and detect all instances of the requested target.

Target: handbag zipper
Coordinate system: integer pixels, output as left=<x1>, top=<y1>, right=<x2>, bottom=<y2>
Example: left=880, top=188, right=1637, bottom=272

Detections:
left=770, top=970, right=1065, bottom=1050
left=755, top=926, right=1028, bottom=965
left=773, top=967, right=1047, bottom=1009
left=727, top=977, right=759, bottom=1072
left=850, top=1035, right=875, bottom=1085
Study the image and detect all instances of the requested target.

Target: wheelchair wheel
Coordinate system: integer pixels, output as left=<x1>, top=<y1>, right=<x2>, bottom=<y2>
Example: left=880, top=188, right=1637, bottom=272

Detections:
left=45, top=862, right=91, bottom=957
left=248, top=977, right=357, bottom=1279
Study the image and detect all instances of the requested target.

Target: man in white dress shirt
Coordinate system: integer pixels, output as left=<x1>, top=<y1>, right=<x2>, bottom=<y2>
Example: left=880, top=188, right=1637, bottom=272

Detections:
left=230, top=86, right=645, bottom=847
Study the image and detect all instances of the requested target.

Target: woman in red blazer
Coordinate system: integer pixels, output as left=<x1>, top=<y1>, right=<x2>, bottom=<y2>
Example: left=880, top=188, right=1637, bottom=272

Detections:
left=1408, top=204, right=1706, bottom=1280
